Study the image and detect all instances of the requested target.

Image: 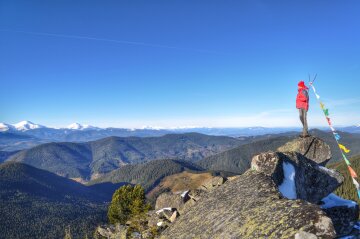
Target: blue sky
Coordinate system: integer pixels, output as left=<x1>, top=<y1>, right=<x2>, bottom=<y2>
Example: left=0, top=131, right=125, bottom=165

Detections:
left=1, top=0, right=360, bottom=128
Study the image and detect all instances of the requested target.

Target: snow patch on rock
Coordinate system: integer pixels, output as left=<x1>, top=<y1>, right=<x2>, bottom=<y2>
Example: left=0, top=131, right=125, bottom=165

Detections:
left=279, top=161, right=297, bottom=199
left=321, top=193, right=357, bottom=209
left=156, top=207, right=172, bottom=214
left=181, top=191, right=189, bottom=198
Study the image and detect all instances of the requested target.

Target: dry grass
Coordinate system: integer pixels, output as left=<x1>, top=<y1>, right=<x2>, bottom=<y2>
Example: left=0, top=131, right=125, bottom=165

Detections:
left=148, top=171, right=213, bottom=197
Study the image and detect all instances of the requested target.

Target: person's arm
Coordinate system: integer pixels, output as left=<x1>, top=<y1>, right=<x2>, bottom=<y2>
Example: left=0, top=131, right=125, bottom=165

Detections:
left=303, top=89, right=309, bottom=101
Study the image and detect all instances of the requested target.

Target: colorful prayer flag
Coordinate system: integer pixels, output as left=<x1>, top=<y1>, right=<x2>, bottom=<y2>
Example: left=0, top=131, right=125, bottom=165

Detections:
left=348, top=166, right=358, bottom=178
left=333, top=133, right=341, bottom=141
left=342, top=153, right=351, bottom=165
left=353, top=178, right=360, bottom=190
left=339, top=144, right=351, bottom=153
left=326, top=117, right=332, bottom=125
left=310, top=82, right=357, bottom=198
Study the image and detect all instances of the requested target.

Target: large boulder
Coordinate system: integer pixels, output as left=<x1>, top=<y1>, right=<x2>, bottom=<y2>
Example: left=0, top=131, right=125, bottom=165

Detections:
left=160, top=171, right=336, bottom=239
left=187, top=188, right=208, bottom=202
left=251, top=151, right=343, bottom=203
left=155, top=192, right=186, bottom=211
left=94, top=224, right=127, bottom=239
left=198, top=176, right=227, bottom=191
left=320, top=193, right=359, bottom=236
left=178, top=198, right=197, bottom=215
left=277, top=136, right=332, bottom=165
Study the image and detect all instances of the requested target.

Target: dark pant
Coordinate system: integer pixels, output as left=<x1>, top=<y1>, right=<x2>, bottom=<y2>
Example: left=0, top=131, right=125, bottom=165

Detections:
left=299, top=109, right=308, bottom=136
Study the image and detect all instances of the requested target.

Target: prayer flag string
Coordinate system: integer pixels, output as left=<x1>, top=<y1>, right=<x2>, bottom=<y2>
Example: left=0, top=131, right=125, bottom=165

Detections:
left=310, top=82, right=360, bottom=199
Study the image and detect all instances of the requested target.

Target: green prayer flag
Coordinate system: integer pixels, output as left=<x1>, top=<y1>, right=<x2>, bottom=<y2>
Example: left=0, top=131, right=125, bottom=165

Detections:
left=324, top=109, right=329, bottom=116
left=342, top=153, right=351, bottom=165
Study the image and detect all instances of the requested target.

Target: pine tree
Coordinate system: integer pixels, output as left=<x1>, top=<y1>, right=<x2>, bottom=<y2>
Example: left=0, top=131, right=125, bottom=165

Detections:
left=107, top=184, right=151, bottom=224
left=64, top=225, right=72, bottom=239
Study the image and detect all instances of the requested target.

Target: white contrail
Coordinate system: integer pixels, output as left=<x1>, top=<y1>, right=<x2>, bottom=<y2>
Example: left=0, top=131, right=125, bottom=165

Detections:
left=0, top=29, right=225, bottom=54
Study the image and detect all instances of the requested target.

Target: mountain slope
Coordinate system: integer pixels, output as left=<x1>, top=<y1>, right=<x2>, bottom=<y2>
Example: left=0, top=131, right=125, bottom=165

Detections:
left=309, top=129, right=360, bottom=162
left=89, top=159, right=204, bottom=192
left=197, top=135, right=295, bottom=174
left=0, top=162, right=108, bottom=239
left=197, top=130, right=360, bottom=174
left=8, top=142, right=92, bottom=179
left=0, top=151, right=18, bottom=163
left=0, top=132, right=44, bottom=151
left=7, top=133, right=242, bottom=179
left=147, top=171, right=214, bottom=197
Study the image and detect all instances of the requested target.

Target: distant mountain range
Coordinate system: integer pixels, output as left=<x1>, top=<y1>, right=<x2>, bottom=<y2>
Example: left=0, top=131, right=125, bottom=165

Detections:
left=4, top=133, right=244, bottom=180
left=1, top=120, right=359, bottom=151
left=0, top=121, right=98, bottom=132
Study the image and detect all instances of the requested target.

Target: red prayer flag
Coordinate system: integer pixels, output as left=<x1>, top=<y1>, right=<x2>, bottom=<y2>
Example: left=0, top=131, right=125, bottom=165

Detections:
left=348, top=166, right=358, bottom=178
left=326, top=117, right=332, bottom=125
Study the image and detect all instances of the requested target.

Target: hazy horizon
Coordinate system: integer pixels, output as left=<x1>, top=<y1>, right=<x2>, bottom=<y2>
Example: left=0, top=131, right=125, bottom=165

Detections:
left=1, top=119, right=358, bottom=130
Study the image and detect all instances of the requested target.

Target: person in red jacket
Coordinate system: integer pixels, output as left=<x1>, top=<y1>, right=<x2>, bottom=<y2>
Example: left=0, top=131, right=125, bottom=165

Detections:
left=296, top=81, right=309, bottom=137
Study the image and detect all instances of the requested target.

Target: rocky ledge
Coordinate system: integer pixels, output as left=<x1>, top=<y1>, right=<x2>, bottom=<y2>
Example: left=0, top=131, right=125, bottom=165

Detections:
left=158, top=136, right=359, bottom=238
left=96, top=136, right=359, bottom=238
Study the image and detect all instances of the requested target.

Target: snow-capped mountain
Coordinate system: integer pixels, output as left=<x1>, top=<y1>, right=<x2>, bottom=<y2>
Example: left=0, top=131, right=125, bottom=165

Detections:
left=0, top=123, right=15, bottom=132
left=13, top=121, right=45, bottom=131
left=66, top=123, right=97, bottom=130
left=0, top=121, right=45, bottom=132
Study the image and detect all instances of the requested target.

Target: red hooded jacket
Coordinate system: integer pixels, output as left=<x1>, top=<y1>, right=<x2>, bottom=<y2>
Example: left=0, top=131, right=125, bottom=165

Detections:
left=296, top=81, right=309, bottom=110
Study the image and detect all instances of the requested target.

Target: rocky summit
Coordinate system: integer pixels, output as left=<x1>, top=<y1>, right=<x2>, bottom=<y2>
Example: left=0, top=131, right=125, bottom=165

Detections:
left=277, top=135, right=332, bottom=165
left=95, top=136, right=359, bottom=238
left=156, top=136, right=359, bottom=238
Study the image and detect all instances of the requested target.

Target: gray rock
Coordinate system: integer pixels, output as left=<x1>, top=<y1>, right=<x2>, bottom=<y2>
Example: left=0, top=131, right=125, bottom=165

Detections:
left=251, top=151, right=284, bottom=185
left=142, top=229, right=155, bottom=239
left=277, top=136, right=332, bottom=165
left=160, top=171, right=336, bottom=239
left=158, top=209, right=175, bottom=222
left=169, top=210, right=179, bottom=223
left=295, top=231, right=318, bottom=239
left=155, top=192, right=185, bottom=211
left=178, top=198, right=197, bottom=215
left=147, top=210, right=159, bottom=227
left=320, top=194, right=359, bottom=236
left=188, top=189, right=207, bottom=202
left=199, top=176, right=227, bottom=191
left=252, top=151, right=343, bottom=203
left=95, top=224, right=127, bottom=239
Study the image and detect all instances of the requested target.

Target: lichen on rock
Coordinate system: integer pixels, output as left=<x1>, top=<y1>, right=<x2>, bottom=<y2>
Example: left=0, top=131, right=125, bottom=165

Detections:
left=160, top=171, right=336, bottom=239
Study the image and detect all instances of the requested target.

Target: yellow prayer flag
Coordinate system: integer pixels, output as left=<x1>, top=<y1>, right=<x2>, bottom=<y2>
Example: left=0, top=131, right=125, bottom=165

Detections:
left=339, top=144, right=351, bottom=153
left=320, top=102, right=325, bottom=109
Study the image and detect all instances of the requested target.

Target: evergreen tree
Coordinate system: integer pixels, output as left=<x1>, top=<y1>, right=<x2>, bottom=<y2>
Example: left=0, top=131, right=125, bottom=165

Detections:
left=64, top=226, right=72, bottom=239
left=330, top=155, right=360, bottom=208
left=107, top=185, right=151, bottom=224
